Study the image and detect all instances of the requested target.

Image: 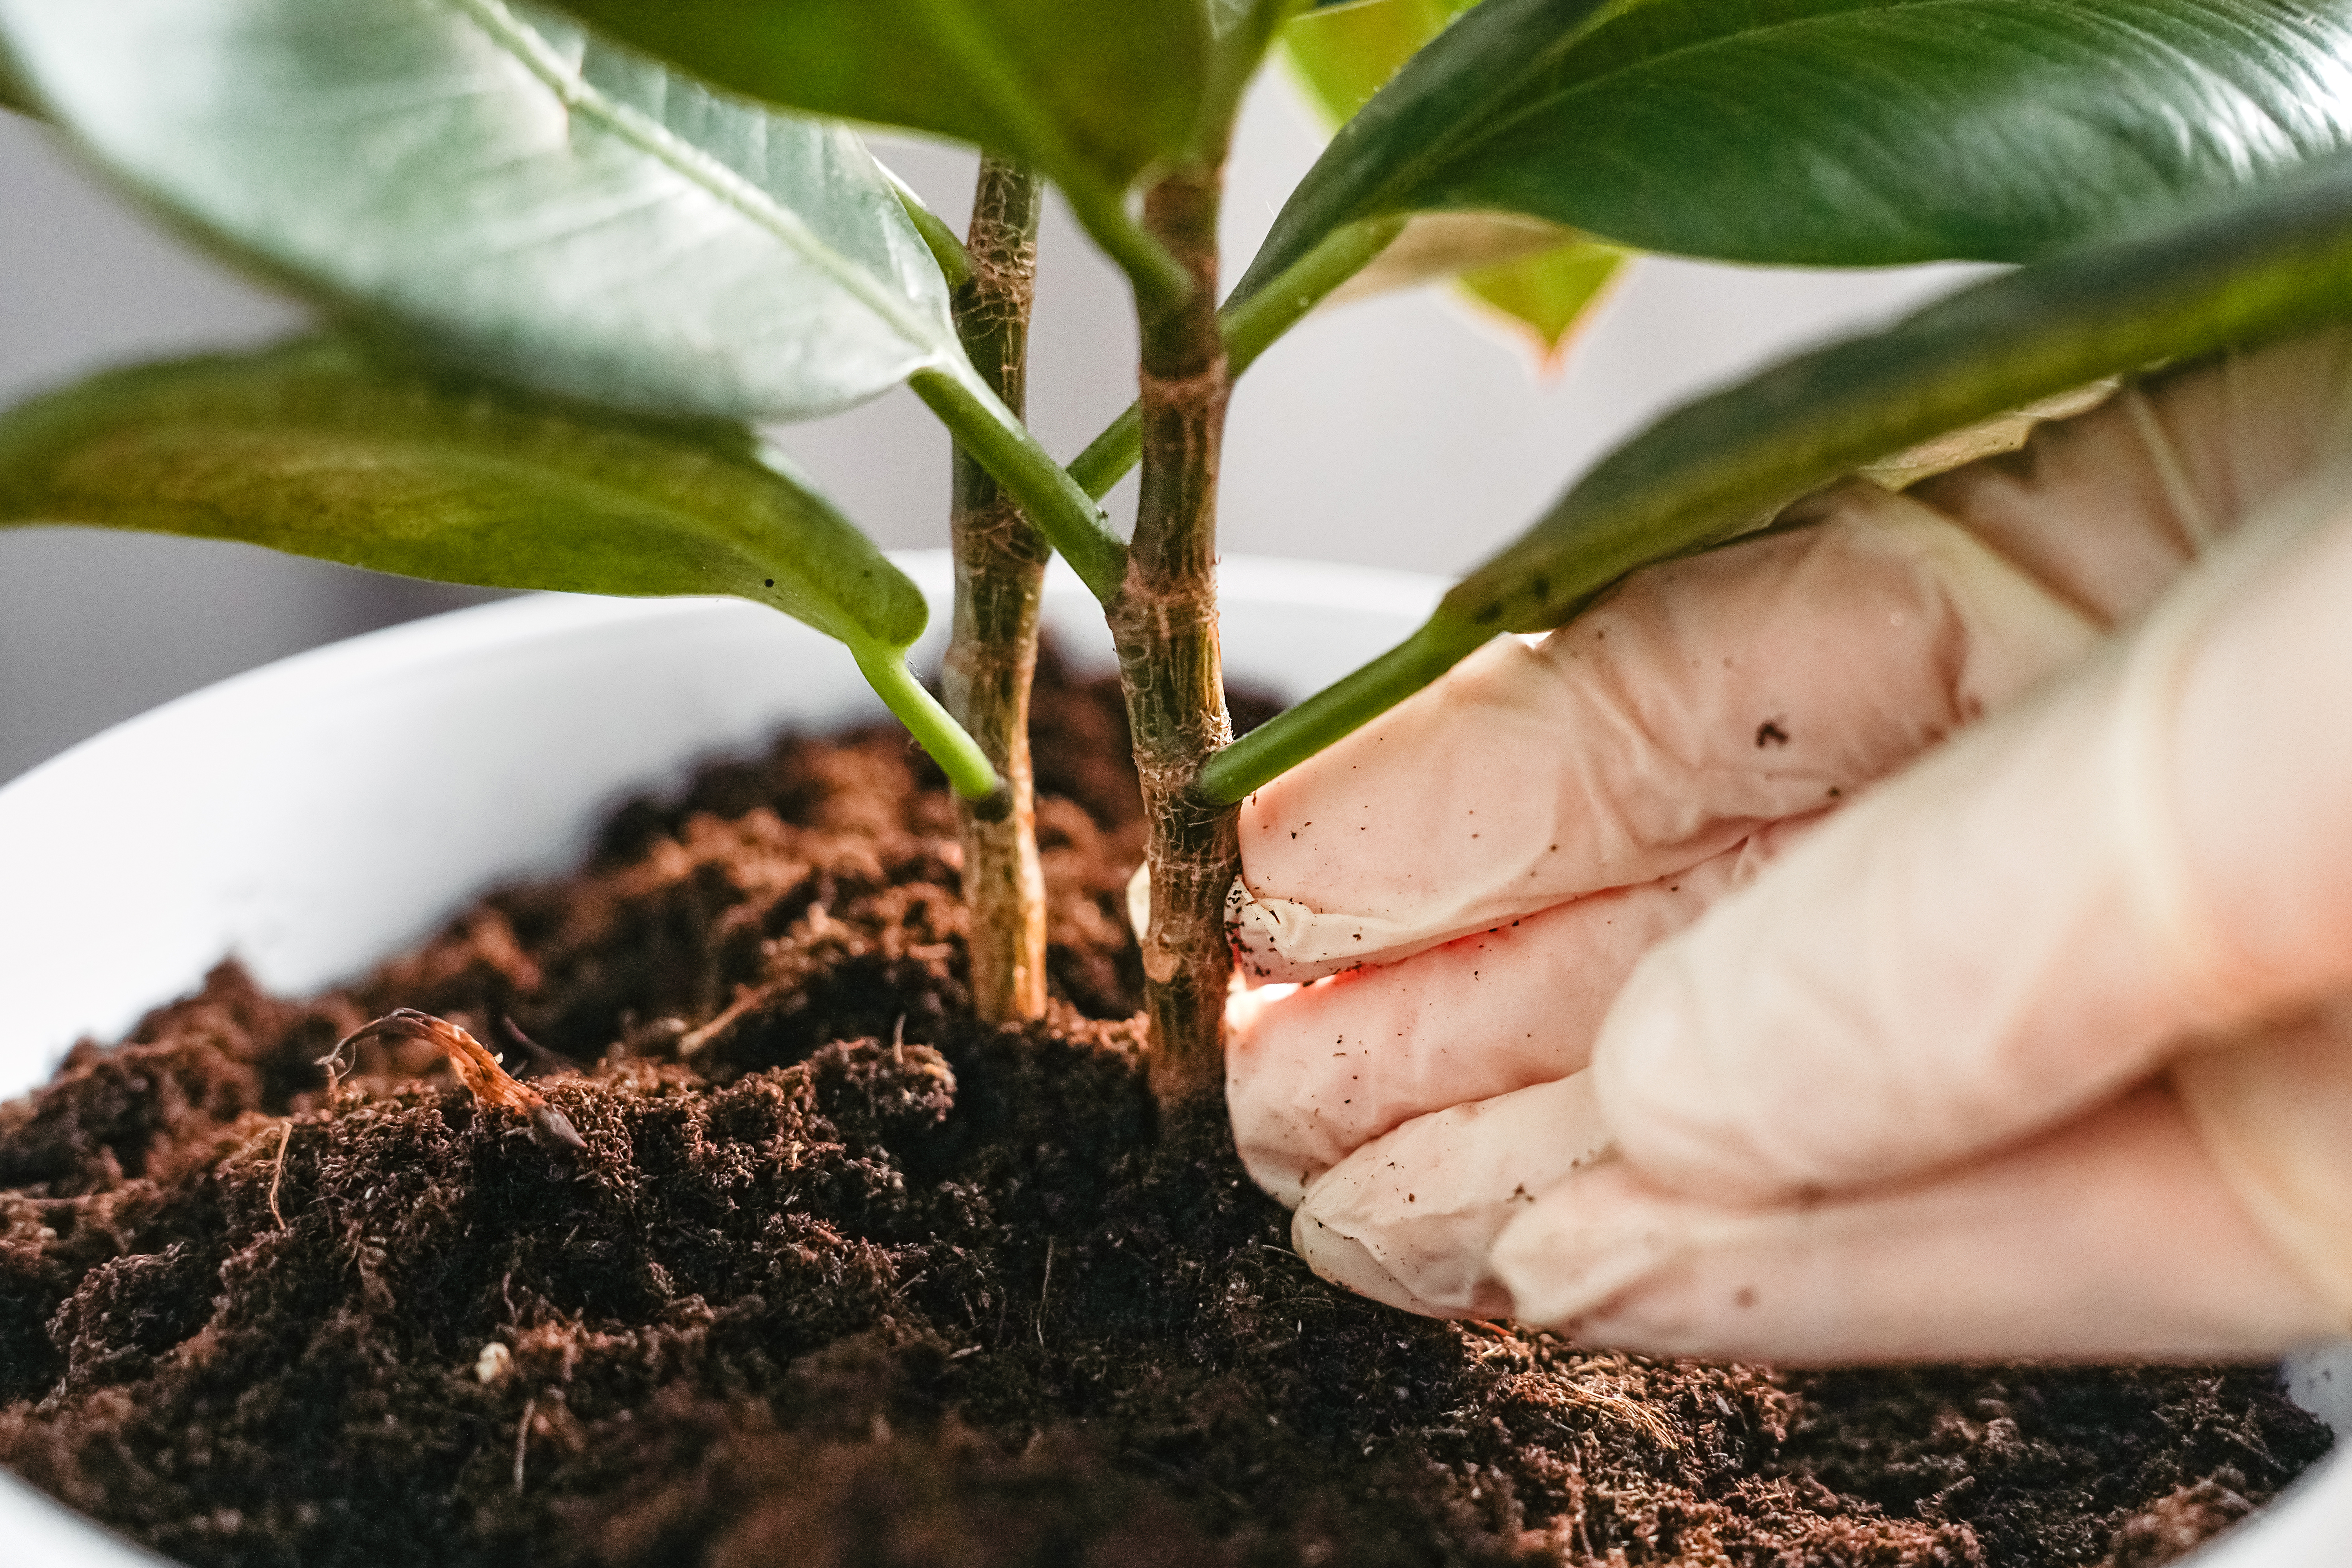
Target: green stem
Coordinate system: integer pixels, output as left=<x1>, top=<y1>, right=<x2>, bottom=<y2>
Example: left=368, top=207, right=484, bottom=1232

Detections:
left=911, top=363, right=1127, bottom=602
left=1194, top=610, right=1492, bottom=806
left=1068, top=216, right=1406, bottom=499
left=855, top=645, right=1002, bottom=803
left=944, top=156, right=1052, bottom=1025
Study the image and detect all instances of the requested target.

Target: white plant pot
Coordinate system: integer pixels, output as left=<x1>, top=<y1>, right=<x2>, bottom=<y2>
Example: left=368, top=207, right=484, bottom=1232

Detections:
left=0, top=552, right=2344, bottom=1564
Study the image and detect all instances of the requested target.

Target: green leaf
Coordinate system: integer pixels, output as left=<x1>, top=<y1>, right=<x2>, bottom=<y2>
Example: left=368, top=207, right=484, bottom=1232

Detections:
left=1201, top=0, right=1312, bottom=159
left=1455, top=236, right=1626, bottom=359
left=1283, top=0, right=1477, bottom=124
left=1202, top=152, right=2352, bottom=802
left=0, top=335, right=1008, bottom=797
left=0, top=0, right=964, bottom=423
left=1452, top=153, right=2352, bottom=633
left=550, top=0, right=1212, bottom=300
left=0, top=338, right=926, bottom=648
left=1238, top=0, right=2352, bottom=313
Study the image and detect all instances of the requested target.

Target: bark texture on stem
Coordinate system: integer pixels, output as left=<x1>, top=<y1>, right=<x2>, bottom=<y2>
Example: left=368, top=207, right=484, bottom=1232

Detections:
left=1110, top=169, right=1236, bottom=1107
left=942, top=158, right=1050, bottom=1024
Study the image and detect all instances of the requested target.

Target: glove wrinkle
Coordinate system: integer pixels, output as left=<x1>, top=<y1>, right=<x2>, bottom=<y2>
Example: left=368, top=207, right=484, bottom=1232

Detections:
left=2175, top=1005, right=2352, bottom=1323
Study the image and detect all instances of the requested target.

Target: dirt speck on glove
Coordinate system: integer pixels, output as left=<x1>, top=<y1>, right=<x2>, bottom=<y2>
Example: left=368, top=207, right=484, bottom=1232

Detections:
left=0, top=649, right=2329, bottom=1568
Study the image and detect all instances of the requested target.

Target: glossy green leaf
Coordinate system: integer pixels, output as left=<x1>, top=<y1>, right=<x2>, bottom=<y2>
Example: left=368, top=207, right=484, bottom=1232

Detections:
left=0, top=338, right=926, bottom=649
left=0, top=335, right=1007, bottom=796
left=0, top=0, right=963, bottom=423
left=1237, top=0, right=2352, bottom=317
left=1203, top=152, right=2352, bottom=802
left=1452, top=156, right=2352, bottom=633
left=551, top=0, right=1212, bottom=299
left=1283, top=0, right=1626, bottom=354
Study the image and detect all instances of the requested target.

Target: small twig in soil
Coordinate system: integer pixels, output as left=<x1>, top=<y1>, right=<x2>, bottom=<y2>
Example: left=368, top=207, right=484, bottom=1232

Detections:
left=1036, top=1236, right=1054, bottom=1347
left=676, top=986, right=761, bottom=1058
left=513, top=1396, right=535, bottom=1495
left=266, top=1120, right=292, bottom=1230
left=333, top=1009, right=586, bottom=1153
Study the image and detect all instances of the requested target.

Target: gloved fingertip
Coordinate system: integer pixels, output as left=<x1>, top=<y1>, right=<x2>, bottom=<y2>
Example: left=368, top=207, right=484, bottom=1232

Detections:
left=1290, top=1195, right=1501, bottom=1319
left=1487, top=1175, right=1688, bottom=1332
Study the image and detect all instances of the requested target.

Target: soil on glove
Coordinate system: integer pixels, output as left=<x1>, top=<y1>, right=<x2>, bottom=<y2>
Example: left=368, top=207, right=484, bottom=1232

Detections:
left=0, top=650, right=2330, bottom=1568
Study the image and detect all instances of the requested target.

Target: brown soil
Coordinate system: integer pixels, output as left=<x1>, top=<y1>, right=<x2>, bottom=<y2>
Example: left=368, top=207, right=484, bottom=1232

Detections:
left=0, top=650, right=2329, bottom=1568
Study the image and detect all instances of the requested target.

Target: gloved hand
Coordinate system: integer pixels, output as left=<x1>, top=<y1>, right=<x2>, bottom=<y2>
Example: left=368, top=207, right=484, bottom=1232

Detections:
left=1226, top=328, right=2352, bottom=1362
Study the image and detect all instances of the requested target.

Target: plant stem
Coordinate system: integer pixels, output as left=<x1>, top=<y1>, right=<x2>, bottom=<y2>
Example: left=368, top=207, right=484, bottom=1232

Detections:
left=1109, top=167, right=1237, bottom=1108
left=942, top=157, right=1050, bottom=1025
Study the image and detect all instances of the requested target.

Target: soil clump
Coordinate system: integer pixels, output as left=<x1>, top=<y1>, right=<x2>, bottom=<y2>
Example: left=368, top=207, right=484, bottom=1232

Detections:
left=0, top=651, right=2330, bottom=1567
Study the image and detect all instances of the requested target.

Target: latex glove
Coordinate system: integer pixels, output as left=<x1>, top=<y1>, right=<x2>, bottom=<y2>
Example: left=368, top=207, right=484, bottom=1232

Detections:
left=1226, top=328, right=2352, bottom=1361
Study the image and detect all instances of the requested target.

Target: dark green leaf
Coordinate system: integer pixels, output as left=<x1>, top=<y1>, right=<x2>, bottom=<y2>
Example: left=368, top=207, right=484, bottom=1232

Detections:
left=1204, top=153, right=2352, bottom=801
left=0, top=0, right=963, bottom=422
left=1461, top=152, right=2352, bottom=632
left=1283, top=0, right=1628, bottom=354
left=0, top=338, right=926, bottom=652
left=1238, top=0, right=2352, bottom=312
left=552, top=0, right=1211, bottom=296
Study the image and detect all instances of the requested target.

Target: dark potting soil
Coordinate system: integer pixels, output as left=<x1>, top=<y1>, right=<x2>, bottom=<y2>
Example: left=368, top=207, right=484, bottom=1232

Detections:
left=0, top=650, right=2330, bottom=1568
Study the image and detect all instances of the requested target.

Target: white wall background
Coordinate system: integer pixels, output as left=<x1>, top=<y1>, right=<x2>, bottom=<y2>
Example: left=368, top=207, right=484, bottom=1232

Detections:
left=0, top=71, right=1984, bottom=784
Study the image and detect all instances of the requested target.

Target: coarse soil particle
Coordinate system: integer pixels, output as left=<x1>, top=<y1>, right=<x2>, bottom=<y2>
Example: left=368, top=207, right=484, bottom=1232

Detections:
left=0, top=649, right=2330, bottom=1568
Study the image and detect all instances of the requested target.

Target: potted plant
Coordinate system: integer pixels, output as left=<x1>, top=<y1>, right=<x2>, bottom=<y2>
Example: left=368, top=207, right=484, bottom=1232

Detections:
left=3, top=1, right=2352, bottom=1563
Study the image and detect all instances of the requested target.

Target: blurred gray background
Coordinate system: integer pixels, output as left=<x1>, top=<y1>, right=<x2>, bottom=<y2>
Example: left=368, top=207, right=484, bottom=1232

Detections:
left=0, top=72, right=1980, bottom=785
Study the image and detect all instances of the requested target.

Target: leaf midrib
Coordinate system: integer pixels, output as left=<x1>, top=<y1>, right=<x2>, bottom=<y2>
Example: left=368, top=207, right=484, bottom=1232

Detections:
left=446, top=0, right=955, bottom=363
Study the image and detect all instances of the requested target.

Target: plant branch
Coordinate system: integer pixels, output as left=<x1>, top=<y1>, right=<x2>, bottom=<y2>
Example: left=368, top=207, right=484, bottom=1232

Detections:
left=1194, top=608, right=1491, bottom=805
left=943, top=156, right=1051, bottom=1024
left=854, top=645, right=1001, bottom=801
left=1068, top=215, right=1406, bottom=498
left=910, top=362, right=1126, bottom=601
left=1109, top=166, right=1237, bottom=1108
